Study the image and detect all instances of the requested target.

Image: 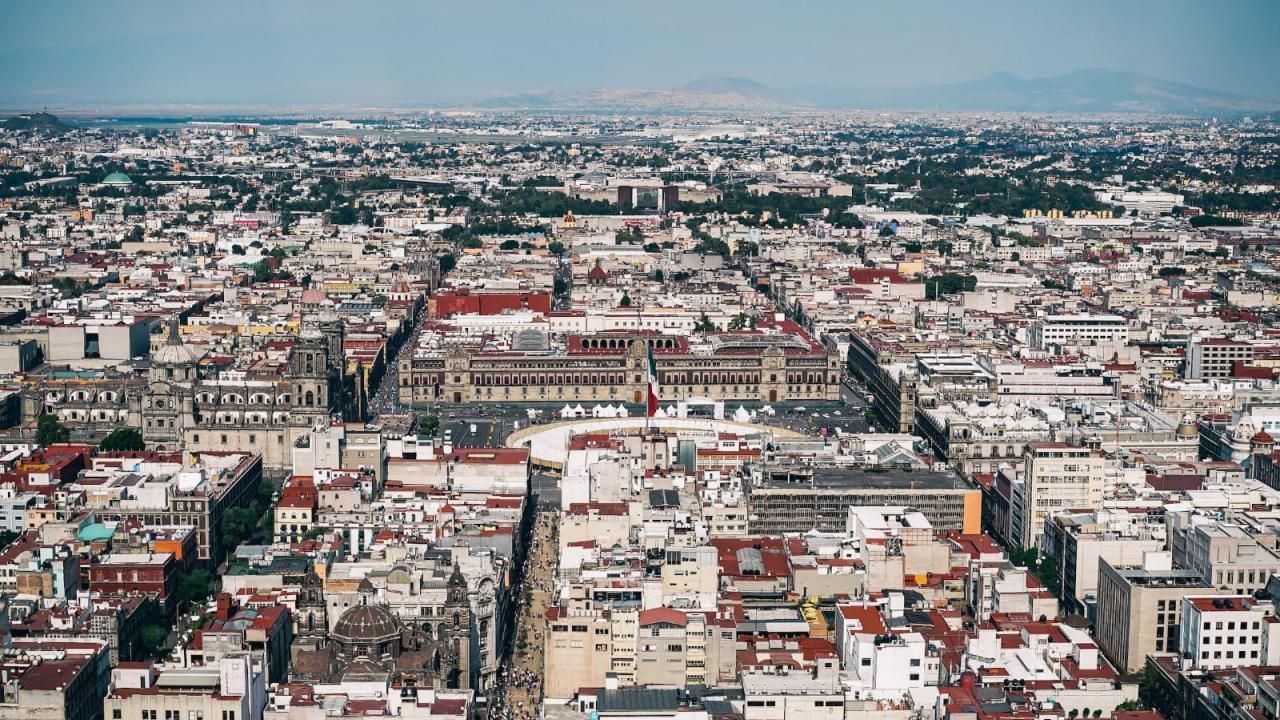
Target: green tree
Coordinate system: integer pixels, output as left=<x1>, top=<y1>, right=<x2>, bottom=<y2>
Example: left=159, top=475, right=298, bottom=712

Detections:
left=925, top=273, right=978, bottom=298
left=499, top=239, right=520, bottom=251
left=174, top=568, right=214, bottom=606
left=693, top=313, right=719, bottom=333
left=727, top=313, right=751, bottom=331
left=221, top=507, right=258, bottom=549
left=835, top=241, right=855, bottom=254
left=438, top=254, right=457, bottom=274
left=553, top=277, right=568, bottom=295
left=547, top=240, right=566, bottom=256
left=100, top=428, right=145, bottom=452
left=138, top=625, right=169, bottom=657
left=1158, top=266, right=1186, bottom=278
left=461, top=236, right=483, bottom=250
left=35, top=414, right=69, bottom=445
left=419, top=414, right=440, bottom=437
left=619, top=293, right=631, bottom=308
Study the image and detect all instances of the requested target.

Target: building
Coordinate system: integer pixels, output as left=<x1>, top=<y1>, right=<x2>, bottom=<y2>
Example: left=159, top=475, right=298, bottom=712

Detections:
left=103, top=655, right=266, bottom=720
left=746, top=463, right=981, bottom=535
left=1029, top=315, right=1129, bottom=350
left=1094, top=552, right=1215, bottom=674
left=1009, top=443, right=1105, bottom=552
left=1181, top=595, right=1280, bottom=671
left=0, top=641, right=110, bottom=720
left=400, top=324, right=840, bottom=408
left=1186, top=338, right=1255, bottom=379
left=1041, top=509, right=1165, bottom=616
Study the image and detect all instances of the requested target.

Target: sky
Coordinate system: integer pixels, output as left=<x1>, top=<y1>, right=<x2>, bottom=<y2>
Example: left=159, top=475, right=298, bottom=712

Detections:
left=2, top=0, right=1278, bottom=110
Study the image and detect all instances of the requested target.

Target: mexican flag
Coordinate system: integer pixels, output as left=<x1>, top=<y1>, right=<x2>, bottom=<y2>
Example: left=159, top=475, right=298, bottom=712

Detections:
left=646, top=341, right=660, bottom=417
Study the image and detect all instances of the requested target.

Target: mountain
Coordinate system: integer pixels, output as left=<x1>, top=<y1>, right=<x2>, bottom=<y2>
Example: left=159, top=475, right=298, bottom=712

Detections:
left=474, top=77, right=804, bottom=112
left=1, top=111, right=70, bottom=133
left=799, top=69, right=1274, bottom=114
left=679, top=77, right=778, bottom=100
left=473, top=70, right=1275, bottom=115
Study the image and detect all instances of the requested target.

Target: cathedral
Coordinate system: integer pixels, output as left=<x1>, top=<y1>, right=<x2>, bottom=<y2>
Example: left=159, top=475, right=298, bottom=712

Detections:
left=25, top=309, right=353, bottom=469
left=291, top=563, right=472, bottom=689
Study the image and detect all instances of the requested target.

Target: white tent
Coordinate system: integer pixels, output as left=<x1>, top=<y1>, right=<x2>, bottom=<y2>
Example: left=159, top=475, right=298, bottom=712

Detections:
left=654, top=407, right=667, bottom=418
left=572, top=404, right=586, bottom=417
left=616, top=404, right=629, bottom=417
left=733, top=405, right=751, bottom=423
left=559, top=404, right=574, bottom=419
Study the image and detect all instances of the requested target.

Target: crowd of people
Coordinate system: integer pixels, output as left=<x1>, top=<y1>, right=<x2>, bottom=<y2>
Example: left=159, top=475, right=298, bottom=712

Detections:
left=488, top=511, right=559, bottom=720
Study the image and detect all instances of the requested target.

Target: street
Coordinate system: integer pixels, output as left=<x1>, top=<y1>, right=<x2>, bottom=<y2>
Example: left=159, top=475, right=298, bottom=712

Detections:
left=367, top=306, right=430, bottom=420
left=488, top=511, right=558, bottom=720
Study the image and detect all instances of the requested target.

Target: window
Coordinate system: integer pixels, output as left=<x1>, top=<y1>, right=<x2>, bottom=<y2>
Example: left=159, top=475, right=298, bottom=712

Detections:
left=861, top=658, right=871, bottom=666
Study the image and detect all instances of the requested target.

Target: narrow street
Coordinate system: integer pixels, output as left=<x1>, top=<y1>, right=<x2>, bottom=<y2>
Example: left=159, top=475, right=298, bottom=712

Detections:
left=368, top=304, right=428, bottom=419
left=488, top=511, right=558, bottom=720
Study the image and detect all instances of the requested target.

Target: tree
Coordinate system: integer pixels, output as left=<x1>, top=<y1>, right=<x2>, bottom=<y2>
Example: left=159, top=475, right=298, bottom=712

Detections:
left=835, top=241, right=855, bottom=255
left=35, top=414, right=69, bottom=445
left=138, top=625, right=169, bottom=657
left=652, top=269, right=664, bottom=283
left=461, top=236, right=483, bottom=250
left=174, top=568, right=214, bottom=606
left=925, top=273, right=978, bottom=298
left=619, top=293, right=631, bottom=308
left=1158, top=266, right=1186, bottom=278
left=1190, top=214, right=1244, bottom=228
left=553, top=277, right=568, bottom=295
left=547, top=240, right=566, bottom=256
left=693, top=313, right=719, bottom=333
left=100, top=428, right=145, bottom=452
left=419, top=414, right=440, bottom=437
left=879, top=225, right=895, bottom=237
left=438, top=254, right=457, bottom=274
left=499, top=239, right=520, bottom=251
left=727, top=313, right=751, bottom=331
left=221, top=507, right=259, bottom=549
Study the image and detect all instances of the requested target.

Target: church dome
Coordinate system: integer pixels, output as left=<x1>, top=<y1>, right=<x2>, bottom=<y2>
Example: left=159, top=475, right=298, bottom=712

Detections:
left=153, top=319, right=203, bottom=366
left=102, top=172, right=133, bottom=186
left=332, top=604, right=401, bottom=644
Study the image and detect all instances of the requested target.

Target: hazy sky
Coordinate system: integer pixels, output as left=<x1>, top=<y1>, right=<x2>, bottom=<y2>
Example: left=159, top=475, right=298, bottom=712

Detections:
left=2, top=0, right=1278, bottom=108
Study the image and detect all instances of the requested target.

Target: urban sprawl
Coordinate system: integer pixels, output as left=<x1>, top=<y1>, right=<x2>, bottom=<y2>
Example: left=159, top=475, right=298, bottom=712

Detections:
left=0, top=110, right=1277, bottom=720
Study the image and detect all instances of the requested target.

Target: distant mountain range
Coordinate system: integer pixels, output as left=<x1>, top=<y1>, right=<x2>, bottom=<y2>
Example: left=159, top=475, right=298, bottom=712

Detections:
left=474, top=70, right=1277, bottom=115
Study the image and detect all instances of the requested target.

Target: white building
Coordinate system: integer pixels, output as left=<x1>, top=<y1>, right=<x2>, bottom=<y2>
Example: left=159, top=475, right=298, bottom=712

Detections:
left=1181, top=596, right=1280, bottom=671
left=1029, top=315, right=1129, bottom=351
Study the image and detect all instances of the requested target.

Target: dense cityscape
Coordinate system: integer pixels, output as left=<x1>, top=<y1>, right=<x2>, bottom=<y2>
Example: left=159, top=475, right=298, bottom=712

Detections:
left=0, top=88, right=1278, bottom=720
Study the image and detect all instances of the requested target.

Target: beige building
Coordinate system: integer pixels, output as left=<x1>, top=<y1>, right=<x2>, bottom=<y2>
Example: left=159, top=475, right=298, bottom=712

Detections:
left=401, top=329, right=840, bottom=408
left=544, top=606, right=614, bottom=700
left=1010, top=443, right=1105, bottom=552
left=104, top=655, right=266, bottom=720
left=1094, top=552, right=1214, bottom=673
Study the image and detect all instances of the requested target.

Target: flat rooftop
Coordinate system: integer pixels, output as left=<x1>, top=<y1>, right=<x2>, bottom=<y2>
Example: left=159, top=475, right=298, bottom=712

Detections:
left=757, top=465, right=970, bottom=492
